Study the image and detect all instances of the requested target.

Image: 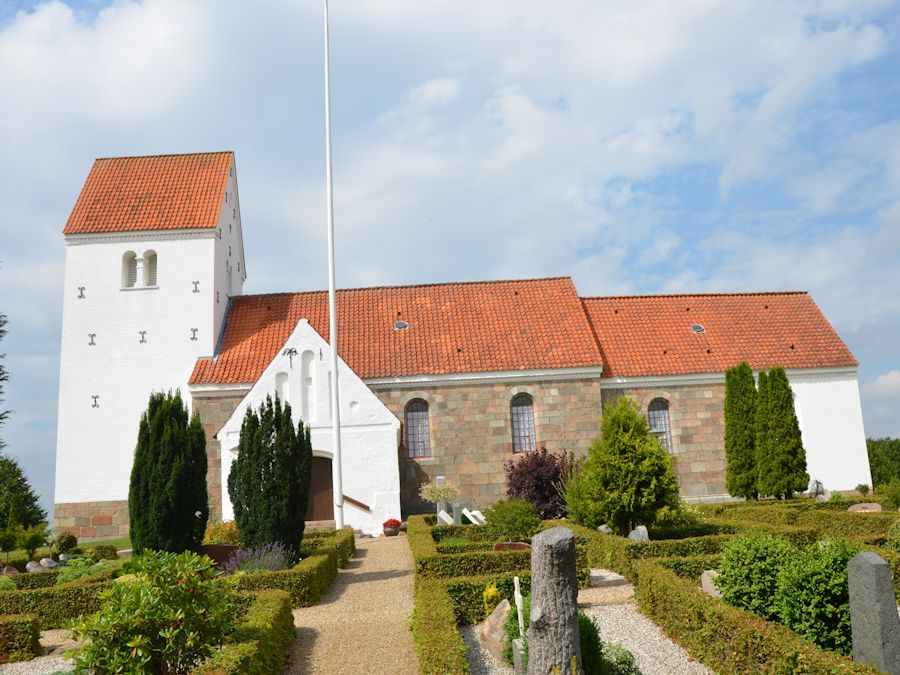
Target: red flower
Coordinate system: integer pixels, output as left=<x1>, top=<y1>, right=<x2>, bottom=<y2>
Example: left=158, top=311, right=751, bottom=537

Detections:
left=383, top=518, right=401, bottom=528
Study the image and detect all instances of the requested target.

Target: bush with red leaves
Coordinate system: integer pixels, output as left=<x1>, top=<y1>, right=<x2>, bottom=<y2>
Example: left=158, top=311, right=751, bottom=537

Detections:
left=504, top=447, right=576, bottom=519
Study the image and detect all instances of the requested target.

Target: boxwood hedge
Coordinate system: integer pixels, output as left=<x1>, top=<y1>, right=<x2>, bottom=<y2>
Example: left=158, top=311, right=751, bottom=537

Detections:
left=0, top=614, right=39, bottom=663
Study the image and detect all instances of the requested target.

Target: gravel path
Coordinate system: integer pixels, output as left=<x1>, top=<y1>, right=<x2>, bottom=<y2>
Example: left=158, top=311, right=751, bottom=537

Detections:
left=0, top=628, right=77, bottom=674
left=461, top=583, right=710, bottom=675
left=284, top=535, right=419, bottom=674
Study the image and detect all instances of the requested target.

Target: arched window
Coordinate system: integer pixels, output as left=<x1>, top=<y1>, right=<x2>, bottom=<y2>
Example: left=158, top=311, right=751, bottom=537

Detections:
left=511, top=393, right=536, bottom=453
left=143, top=250, right=157, bottom=287
left=648, top=399, right=673, bottom=452
left=405, top=399, right=431, bottom=458
left=122, top=251, right=137, bottom=288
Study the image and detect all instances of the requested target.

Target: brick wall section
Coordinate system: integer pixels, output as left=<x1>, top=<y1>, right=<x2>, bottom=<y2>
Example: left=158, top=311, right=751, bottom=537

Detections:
left=374, top=378, right=603, bottom=515
left=600, top=382, right=728, bottom=499
left=54, top=499, right=129, bottom=539
left=192, top=391, right=247, bottom=522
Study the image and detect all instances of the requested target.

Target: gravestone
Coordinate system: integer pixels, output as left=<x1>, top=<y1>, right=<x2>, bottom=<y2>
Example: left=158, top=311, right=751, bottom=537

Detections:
left=480, top=599, right=511, bottom=662
left=25, top=561, right=42, bottom=573
left=848, top=551, right=900, bottom=674
left=597, top=525, right=612, bottom=534
left=700, top=570, right=721, bottom=597
left=1, top=566, right=17, bottom=576
left=512, top=638, right=526, bottom=674
left=627, top=525, right=649, bottom=542
left=437, top=509, right=454, bottom=525
left=452, top=502, right=463, bottom=525
left=527, top=526, right=582, bottom=674
left=848, top=503, right=882, bottom=513
left=39, top=557, right=57, bottom=569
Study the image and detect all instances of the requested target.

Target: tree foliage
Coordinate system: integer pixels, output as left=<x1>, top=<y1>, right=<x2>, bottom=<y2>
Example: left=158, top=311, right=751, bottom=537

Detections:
left=565, top=396, right=680, bottom=535
left=0, top=455, right=46, bottom=530
left=724, top=362, right=758, bottom=499
left=227, top=395, right=312, bottom=560
left=504, top=447, right=576, bottom=519
left=129, top=391, right=208, bottom=554
left=867, top=437, right=900, bottom=488
left=756, top=367, right=808, bottom=498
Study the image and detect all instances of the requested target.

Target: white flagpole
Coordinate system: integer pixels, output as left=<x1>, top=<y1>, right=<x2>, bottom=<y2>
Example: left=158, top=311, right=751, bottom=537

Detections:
left=323, top=0, right=344, bottom=530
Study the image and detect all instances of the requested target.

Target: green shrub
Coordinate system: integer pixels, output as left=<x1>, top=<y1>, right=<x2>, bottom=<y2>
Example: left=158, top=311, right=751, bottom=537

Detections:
left=830, top=492, right=844, bottom=502
left=566, top=397, right=680, bottom=535
left=483, top=499, right=541, bottom=543
left=192, top=590, right=294, bottom=675
left=0, top=576, right=14, bottom=591
left=0, top=614, right=39, bottom=663
left=716, top=534, right=796, bottom=621
left=502, top=594, right=529, bottom=665
left=885, top=519, right=900, bottom=553
left=654, top=554, right=721, bottom=582
left=882, top=477, right=900, bottom=510
left=0, top=578, right=112, bottom=629
left=56, top=557, right=106, bottom=585
left=68, top=550, right=239, bottom=673
left=635, top=560, right=876, bottom=673
left=483, top=583, right=501, bottom=617
left=18, top=523, right=49, bottom=560
left=445, top=574, right=532, bottom=625
left=85, top=544, right=119, bottom=562
left=578, top=611, right=604, bottom=675
left=856, top=483, right=870, bottom=496
left=203, top=520, right=242, bottom=545
left=11, top=570, right=59, bottom=590
left=300, top=527, right=356, bottom=568
left=54, top=531, right=78, bottom=554
left=773, top=540, right=859, bottom=655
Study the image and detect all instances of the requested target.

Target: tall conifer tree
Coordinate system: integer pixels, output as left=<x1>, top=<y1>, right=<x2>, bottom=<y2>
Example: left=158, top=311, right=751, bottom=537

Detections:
left=724, top=362, right=758, bottom=499
left=228, top=395, right=312, bottom=559
left=766, top=367, right=808, bottom=498
left=129, top=391, right=208, bottom=553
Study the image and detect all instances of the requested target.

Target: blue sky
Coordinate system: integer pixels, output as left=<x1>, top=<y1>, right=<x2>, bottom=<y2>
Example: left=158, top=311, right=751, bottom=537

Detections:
left=1, top=0, right=899, bottom=519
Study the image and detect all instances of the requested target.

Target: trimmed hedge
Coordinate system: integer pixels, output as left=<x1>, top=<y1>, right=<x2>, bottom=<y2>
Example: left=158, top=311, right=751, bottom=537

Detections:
left=0, top=579, right=109, bottom=629
left=654, top=554, right=721, bottom=582
left=11, top=570, right=60, bottom=590
left=0, top=614, right=40, bottom=663
left=435, top=540, right=492, bottom=554
left=300, top=528, right=356, bottom=568
left=193, top=590, right=295, bottom=675
left=634, top=559, right=877, bottom=673
left=412, top=578, right=470, bottom=675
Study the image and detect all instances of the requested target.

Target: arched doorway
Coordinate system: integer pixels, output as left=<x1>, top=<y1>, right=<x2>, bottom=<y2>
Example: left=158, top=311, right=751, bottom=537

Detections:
left=307, top=456, right=334, bottom=521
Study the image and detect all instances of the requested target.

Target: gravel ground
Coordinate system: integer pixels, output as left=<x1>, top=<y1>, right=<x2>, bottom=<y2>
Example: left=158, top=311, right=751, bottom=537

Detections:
left=0, top=628, right=76, bottom=674
left=461, top=585, right=710, bottom=675
left=284, top=535, right=419, bottom=674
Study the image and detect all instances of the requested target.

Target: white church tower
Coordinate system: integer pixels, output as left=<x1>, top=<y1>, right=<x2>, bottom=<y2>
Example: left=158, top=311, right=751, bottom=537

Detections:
left=54, top=152, right=246, bottom=538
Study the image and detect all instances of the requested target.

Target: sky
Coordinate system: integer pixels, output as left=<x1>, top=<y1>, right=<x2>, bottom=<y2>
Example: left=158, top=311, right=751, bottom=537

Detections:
left=0, top=0, right=899, bottom=520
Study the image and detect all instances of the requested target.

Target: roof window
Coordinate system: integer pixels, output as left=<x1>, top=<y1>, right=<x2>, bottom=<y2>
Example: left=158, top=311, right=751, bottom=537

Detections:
left=393, top=320, right=409, bottom=331
left=691, top=324, right=706, bottom=334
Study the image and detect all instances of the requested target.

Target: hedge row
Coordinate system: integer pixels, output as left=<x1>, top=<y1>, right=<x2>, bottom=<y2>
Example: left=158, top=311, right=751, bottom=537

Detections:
left=0, top=614, right=39, bottom=663
left=431, top=524, right=498, bottom=543
left=654, top=555, right=721, bottom=582
left=703, top=504, right=897, bottom=540
left=193, top=590, right=295, bottom=675
left=300, top=527, right=357, bottom=567
left=0, top=579, right=108, bottom=629
left=411, top=578, right=470, bottom=675
left=435, top=541, right=492, bottom=554
left=231, top=527, right=356, bottom=607
left=634, top=559, right=877, bottom=673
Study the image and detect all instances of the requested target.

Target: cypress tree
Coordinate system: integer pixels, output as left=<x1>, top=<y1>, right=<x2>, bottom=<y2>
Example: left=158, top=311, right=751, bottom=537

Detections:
left=129, top=391, right=208, bottom=554
left=724, top=362, right=758, bottom=499
left=228, top=395, right=312, bottom=560
left=766, top=367, right=809, bottom=498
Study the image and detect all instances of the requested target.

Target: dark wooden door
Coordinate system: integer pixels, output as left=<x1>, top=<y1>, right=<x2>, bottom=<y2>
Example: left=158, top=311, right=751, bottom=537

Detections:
left=307, top=456, right=334, bottom=521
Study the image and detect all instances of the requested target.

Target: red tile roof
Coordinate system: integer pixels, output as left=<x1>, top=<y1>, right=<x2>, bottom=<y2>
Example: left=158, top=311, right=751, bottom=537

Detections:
left=190, top=277, right=603, bottom=384
left=582, top=292, right=857, bottom=378
left=63, top=152, right=233, bottom=235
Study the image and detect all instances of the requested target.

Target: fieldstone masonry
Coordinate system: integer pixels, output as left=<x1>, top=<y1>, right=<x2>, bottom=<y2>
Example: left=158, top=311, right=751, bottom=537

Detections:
left=375, top=378, right=603, bottom=514
left=602, top=383, right=728, bottom=499
left=193, top=390, right=250, bottom=522
left=54, top=499, right=129, bottom=539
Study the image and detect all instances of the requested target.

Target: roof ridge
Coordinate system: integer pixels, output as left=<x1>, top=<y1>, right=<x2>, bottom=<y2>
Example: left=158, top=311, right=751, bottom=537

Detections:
left=581, top=290, right=809, bottom=300
left=236, top=276, right=574, bottom=298
left=94, top=151, right=234, bottom=161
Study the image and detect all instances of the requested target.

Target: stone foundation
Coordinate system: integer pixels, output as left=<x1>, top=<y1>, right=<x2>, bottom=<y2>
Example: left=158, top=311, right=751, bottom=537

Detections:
left=192, top=389, right=249, bottom=521
left=54, top=500, right=129, bottom=539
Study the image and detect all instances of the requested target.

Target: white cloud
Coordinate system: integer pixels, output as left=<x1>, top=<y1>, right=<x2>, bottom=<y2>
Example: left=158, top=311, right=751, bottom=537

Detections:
left=865, top=371, right=900, bottom=397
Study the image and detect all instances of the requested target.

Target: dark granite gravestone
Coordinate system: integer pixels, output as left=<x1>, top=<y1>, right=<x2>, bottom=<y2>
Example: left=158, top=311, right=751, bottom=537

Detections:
left=848, top=551, right=900, bottom=674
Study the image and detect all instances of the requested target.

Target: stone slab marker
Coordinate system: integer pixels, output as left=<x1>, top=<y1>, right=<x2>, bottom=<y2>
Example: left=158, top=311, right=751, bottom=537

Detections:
left=848, top=551, right=900, bottom=674
left=527, top=526, right=582, bottom=675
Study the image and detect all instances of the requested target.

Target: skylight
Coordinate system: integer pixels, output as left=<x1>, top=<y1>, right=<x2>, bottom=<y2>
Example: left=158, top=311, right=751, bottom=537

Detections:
left=691, top=324, right=706, bottom=334
left=393, top=320, right=409, bottom=331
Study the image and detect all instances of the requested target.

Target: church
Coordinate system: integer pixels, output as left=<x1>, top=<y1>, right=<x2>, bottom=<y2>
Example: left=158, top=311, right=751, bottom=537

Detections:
left=53, top=151, right=872, bottom=538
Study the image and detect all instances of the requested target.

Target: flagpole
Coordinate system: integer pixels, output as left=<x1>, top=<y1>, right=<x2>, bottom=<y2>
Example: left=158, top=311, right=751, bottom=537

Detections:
left=323, top=0, right=344, bottom=530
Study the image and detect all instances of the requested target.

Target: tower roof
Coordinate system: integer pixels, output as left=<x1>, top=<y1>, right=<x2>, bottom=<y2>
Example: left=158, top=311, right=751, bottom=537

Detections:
left=63, top=151, right=233, bottom=235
